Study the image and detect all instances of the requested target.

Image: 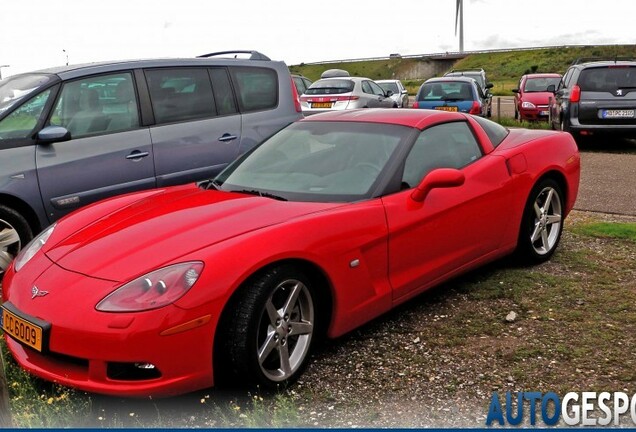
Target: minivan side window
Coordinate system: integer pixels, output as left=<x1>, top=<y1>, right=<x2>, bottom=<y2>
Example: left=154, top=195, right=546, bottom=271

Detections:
left=230, top=67, right=278, bottom=112
left=146, top=68, right=216, bottom=125
left=209, top=68, right=238, bottom=116
left=50, top=73, right=139, bottom=138
left=0, top=89, right=52, bottom=141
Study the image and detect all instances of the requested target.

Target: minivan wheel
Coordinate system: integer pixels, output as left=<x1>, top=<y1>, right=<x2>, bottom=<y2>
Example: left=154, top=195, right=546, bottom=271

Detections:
left=0, top=205, right=33, bottom=274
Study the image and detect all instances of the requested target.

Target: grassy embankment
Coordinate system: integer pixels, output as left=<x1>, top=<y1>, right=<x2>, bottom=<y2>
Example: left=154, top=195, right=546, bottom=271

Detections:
left=290, top=45, right=636, bottom=96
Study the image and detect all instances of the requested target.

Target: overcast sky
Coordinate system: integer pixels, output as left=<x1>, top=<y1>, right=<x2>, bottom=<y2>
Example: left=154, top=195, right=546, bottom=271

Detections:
left=1, top=0, right=634, bottom=77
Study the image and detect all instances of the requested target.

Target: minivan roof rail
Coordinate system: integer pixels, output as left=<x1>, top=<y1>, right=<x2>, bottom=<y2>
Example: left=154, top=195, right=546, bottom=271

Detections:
left=571, top=56, right=635, bottom=65
left=197, top=50, right=271, bottom=61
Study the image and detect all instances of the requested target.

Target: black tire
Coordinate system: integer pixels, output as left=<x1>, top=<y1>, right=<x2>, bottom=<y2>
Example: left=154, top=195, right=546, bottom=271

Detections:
left=515, top=179, right=564, bottom=264
left=0, top=205, right=33, bottom=274
left=514, top=109, right=518, bottom=120
left=222, top=265, right=318, bottom=389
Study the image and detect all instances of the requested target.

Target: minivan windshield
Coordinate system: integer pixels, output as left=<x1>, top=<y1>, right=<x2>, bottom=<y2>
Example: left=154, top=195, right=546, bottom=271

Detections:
left=0, top=74, right=55, bottom=115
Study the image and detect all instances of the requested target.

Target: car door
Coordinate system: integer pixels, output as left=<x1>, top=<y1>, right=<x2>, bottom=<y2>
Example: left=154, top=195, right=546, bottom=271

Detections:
left=550, top=67, right=575, bottom=129
left=382, top=121, right=513, bottom=302
left=36, top=71, right=155, bottom=221
left=145, top=67, right=242, bottom=187
left=369, top=80, right=394, bottom=108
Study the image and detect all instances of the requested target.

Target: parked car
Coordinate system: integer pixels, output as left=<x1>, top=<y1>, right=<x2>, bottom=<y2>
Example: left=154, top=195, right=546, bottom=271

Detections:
left=299, top=69, right=396, bottom=114
left=413, top=77, right=487, bottom=116
left=548, top=59, right=636, bottom=139
left=2, top=108, right=580, bottom=397
left=292, top=74, right=313, bottom=96
left=512, top=73, right=562, bottom=121
left=376, top=79, right=409, bottom=108
left=444, top=68, right=493, bottom=116
left=0, top=51, right=303, bottom=274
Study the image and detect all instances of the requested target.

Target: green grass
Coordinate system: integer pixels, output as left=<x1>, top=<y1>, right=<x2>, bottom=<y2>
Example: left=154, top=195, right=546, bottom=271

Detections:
left=291, top=44, right=636, bottom=97
left=496, top=118, right=551, bottom=129
left=571, top=222, right=636, bottom=242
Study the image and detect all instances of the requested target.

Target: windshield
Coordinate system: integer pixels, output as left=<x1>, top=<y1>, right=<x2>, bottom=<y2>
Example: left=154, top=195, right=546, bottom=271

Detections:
left=418, top=82, right=475, bottom=101
left=379, top=82, right=399, bottom=93
left=0, top=74, right=55, bottom=115
left=215, top=121, right=408, bottom=202
left=305, top=79, right=354, bottom=95
left=523, top=77, right=561, bottom=92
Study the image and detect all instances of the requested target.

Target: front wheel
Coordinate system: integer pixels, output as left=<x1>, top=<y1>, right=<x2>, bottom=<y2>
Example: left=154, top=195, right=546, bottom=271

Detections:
left=223, top=265, right=317, bottom=389
left=515, top=179, right=564, bottom=264
left=0, top=205, right=33, bottom=275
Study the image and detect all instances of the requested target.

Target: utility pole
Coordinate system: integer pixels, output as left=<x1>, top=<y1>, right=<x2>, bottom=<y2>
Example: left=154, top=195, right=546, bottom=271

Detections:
left=0, top=348, right=12, bottom=427
left=0, top=65, right=9, bottom=80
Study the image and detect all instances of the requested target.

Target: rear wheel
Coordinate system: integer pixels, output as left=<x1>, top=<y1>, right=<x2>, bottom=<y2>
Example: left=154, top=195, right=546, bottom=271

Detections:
left=223, top=265, right=317, bottom=389
left=515, top=179, right=564, bottom=264
left=0, top=205, right=33, bottom=275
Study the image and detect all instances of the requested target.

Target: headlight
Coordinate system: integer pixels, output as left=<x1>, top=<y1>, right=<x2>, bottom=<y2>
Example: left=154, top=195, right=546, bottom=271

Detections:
left=13, top=224, right=56, bottom=272
left=96, top=262, right=204, bottom=312
left=521, top=101, right=536, bottom=109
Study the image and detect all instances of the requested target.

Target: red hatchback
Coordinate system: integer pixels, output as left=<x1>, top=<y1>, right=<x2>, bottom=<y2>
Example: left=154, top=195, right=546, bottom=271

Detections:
left=513, top=73, right=562, bottom=121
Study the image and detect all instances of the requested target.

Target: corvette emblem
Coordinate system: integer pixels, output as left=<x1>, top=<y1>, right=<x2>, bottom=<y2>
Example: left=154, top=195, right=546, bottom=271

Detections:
left=31, top=286, right=49, bottom=299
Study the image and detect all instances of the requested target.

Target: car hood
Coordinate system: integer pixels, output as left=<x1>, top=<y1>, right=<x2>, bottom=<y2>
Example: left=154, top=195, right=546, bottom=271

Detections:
left=520, top=91, right=552, bottom=105
left=45, top=186, right=341, bottom=282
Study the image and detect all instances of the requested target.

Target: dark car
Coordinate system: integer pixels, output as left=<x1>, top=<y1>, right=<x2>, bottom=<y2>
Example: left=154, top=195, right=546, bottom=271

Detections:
left=0, top=50, right=303, bottom=274
left=548, top=59, right=636, bottom=139
left=513, top=73, right=562, bottom=121
left=444, top=69, right=494, bottom=117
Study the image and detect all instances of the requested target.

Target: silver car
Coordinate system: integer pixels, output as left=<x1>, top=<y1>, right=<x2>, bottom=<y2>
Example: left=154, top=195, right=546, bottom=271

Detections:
left=376, top=79, right=409, bottom=108
left=300, top=69, right=396, bottom=115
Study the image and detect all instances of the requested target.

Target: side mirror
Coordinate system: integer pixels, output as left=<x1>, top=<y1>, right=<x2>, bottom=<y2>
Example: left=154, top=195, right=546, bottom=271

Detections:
left=486, top=82, right=494, bottom=89
left=547, top=84, right=556, bottom=93
left=37, top=126, right=71, bottom=144
left=410, top=168, right=465, bottom=202
left=386, top=90, right=394, bottom=97
left=512, top=88, right=519, bottom=94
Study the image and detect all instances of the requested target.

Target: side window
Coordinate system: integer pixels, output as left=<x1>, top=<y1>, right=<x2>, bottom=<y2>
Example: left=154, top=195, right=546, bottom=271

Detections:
left=402, top=122, right=482, bottom=188
left=146, top=68, right=215, bottom=124
left=50, top=73, right=139, bottom=138
left=0, top=89, right=52, bottom=141
left=209, top=68, right=238, bottom=116
left=369, top=81, right=386, bottom=97
left=361, top=81, right=373, bottom=95
left=560, top=68, right=575, bottom=90
left=230, top=67, right=278, bottom=112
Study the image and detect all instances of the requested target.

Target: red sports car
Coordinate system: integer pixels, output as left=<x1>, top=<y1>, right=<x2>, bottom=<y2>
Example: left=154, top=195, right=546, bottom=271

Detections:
left=513, top=73, right=562, bottom=121
left=1, top=109, right=580, bottom=397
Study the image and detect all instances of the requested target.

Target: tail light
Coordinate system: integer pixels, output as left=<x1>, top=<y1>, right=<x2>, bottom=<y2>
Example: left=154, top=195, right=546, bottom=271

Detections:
left=570, top=85, right=581, bottom=103
left=413, top=101, right=419, bottom=108
left=290, top=78, right=302, bottom=113
left=333, top=95, right=359, bottom=102
left=469, top=101, right=481, bottom=115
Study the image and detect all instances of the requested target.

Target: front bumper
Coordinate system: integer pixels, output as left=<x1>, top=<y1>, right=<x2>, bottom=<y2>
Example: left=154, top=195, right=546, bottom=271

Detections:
left=2, top=260, right=217, bottom=397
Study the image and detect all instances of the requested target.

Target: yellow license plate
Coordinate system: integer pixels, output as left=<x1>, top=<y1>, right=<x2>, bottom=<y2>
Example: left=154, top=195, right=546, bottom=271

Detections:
left=435, top=106, right=458, bottom=112
left=312, top=102, right=332, bottom=109
left=1, top=307, right=44, bottom=352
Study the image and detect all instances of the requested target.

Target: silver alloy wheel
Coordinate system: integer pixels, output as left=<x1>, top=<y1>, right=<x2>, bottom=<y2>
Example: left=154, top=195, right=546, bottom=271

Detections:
left=256, top=278, right=314, bottom=382
left=530, top=186, right=562, bottom=255
left=0, top=218, right=21, bottom=273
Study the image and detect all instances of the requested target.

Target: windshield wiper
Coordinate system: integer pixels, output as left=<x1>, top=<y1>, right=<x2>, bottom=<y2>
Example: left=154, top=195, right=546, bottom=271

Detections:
left=235, top=189, right=288, bottom=201
left=198, top=179, right=222, bottom=190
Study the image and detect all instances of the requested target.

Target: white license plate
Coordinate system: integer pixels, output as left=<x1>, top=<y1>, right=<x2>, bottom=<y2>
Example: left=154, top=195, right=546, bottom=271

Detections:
left=601, top=109, right=635, bottom=119
left=540, top=110, right=549, bottom=116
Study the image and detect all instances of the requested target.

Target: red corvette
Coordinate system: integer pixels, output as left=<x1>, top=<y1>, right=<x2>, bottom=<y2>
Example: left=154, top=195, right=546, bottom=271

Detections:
left=1, top=109, right=580, bottom=397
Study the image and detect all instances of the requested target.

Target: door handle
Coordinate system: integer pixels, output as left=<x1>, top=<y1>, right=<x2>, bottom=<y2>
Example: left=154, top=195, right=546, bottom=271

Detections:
left=126, top=151, right=150, bottom=160
left=218, top=133, right=238, bottom=142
